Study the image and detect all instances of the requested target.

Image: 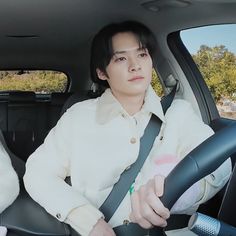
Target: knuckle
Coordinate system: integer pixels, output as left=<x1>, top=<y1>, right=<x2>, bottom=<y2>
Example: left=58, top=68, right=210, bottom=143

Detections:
left=159, top=208, right=170, bottom=219
left=135, top=214, right=143, bottom=223
left=146, top=191, right=153, bottom=201
left=143, top=211, right=151, bottom=219
left=141, top=207, right=152, bottom=219
left=150, top=214, right=165, bottom=227
left=140, top=221, right=152, bottom=229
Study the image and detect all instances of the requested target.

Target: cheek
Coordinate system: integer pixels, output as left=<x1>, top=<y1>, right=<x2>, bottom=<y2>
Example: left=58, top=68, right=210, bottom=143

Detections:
left=108, top=66, right=127, bottom=81
left=146, top=66, right=153, bottom=81
left=144, top=59, right=153, bottom=73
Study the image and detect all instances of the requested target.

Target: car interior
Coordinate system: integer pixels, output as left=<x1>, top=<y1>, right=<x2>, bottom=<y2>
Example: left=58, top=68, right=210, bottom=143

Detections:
left=0, top=0, right=236, bottom=235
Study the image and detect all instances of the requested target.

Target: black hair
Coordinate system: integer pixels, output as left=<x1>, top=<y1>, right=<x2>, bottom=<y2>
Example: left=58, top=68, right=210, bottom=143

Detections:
left=90, top=21, right=157, bottom=87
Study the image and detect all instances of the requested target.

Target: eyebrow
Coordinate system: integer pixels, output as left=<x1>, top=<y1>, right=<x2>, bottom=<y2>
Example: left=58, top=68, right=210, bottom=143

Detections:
left=113, top=47, right=146, bottom=55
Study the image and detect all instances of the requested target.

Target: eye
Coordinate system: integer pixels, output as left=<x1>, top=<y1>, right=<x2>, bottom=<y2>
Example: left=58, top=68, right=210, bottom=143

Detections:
left=139, top=52, right=148, bottom=58
left=114, top=57, right=126, bottom=62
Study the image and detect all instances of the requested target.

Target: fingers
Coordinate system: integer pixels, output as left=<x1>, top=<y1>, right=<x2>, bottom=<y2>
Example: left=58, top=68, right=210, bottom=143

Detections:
left=154, top=175, right=165, bottom=197
left=139, top=185, right=169, bottom=226
left=130, top=175, right=170, bottom=228
left=152, top=175, right=170, bottom=219
left=145, top=191, right=170, bottom=224
left=130, top=192, right=153, bottom=228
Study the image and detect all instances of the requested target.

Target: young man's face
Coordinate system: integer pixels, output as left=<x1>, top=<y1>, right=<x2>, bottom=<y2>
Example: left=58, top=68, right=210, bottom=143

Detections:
left=97, top=32, right=153, bottom=99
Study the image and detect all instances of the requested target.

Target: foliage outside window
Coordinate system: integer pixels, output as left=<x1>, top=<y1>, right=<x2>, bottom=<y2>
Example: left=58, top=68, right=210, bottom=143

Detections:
left=192, top=45, right=236, bottom=119
left=181, top=25, right=236, bottom=120
left=151, top=69, right=164, bottom=97
left=0, top=71, right=68, bottom=93
left=192, top=45, right=236, bottom=102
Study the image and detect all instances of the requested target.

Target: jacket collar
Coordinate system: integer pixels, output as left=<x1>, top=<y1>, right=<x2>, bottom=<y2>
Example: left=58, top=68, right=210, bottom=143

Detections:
left=96, top=85, right=165, bottom=124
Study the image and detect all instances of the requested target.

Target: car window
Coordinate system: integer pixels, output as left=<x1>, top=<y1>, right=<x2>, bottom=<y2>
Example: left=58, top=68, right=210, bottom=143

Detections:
left=181, top=24, right=236, bottom=120
left=0, top=70, right=68, bottom=93
left=151, top=69, right=164, bottom=97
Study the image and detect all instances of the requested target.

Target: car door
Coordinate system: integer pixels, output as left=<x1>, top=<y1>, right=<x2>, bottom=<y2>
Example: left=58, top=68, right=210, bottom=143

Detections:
left=167, top=27, right=236, bottom=226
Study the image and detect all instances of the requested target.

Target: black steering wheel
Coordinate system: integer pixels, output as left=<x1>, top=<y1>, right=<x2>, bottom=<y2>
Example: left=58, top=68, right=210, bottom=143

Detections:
left=152, top=122, right=236, bottom=235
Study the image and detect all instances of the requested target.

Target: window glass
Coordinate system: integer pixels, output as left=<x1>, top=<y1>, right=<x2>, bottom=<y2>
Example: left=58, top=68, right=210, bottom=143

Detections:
left=0, top=70, right=68, bottom=93
left=181, top=25, right=236, bottom=120
left=151, top=69, right=164, bottom=97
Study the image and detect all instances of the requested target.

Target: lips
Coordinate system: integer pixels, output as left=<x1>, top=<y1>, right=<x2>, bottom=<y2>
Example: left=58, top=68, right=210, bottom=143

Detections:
left=128, top=76, right=144, bottom=82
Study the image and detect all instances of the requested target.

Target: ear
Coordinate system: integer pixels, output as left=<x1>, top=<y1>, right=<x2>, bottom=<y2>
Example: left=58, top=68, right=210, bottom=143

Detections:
left=96, top=68, right=108, bottom=81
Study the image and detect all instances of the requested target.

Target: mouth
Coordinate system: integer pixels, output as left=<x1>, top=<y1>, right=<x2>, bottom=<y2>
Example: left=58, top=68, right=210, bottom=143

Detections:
left=128, top=76, right=144, bottom=82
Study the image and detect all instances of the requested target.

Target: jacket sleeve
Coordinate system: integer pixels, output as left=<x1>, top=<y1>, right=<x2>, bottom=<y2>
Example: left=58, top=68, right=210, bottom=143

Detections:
left=0, top=143, right=19, bottom=213
left=176, top=100, right=232, bottom=213
left=23, top=109, right=103, bottom=236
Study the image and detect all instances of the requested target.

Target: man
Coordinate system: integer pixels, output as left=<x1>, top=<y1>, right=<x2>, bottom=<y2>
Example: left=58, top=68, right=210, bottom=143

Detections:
left=24, top=21, right=231, bottom=236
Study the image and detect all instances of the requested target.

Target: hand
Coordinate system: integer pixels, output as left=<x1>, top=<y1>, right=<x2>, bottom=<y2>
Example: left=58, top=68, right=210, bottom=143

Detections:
left=89, top=218, right=116, bottom=236
left=129, top=175, right=170, bottom=229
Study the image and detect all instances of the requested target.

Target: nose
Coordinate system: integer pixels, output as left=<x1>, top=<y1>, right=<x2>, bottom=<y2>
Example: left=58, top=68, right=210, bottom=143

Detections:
left=128, top=58, right=141, bottom=72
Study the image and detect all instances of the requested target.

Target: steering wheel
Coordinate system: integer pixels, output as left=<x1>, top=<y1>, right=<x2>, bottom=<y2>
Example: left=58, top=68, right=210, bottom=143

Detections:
left=151, top=122, right=236, bottom=235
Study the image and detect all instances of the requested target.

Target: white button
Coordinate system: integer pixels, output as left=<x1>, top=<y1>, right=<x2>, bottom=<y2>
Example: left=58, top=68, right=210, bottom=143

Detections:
left=123, top=219, right=130, bottom=225
left=210, top=174, right=215, bottom=180
left=56, top=213, right=61, bottom=219
left=130, top=137, right=136, bottom=144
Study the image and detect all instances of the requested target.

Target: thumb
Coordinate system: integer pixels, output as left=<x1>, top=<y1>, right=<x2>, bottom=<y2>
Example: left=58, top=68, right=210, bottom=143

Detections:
left=154, top=174, right=165, bottom=197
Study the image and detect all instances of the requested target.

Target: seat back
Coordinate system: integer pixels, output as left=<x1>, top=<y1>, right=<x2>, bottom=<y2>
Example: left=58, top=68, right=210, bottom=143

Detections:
left=60, top=89, right=102, bottom=116
left=0, top=91, right=74, bottom=162
left=3, top=91, right=47, bottom=162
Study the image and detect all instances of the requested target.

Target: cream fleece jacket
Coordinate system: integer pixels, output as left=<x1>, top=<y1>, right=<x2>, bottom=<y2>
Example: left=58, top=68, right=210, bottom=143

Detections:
left=24, top=87, right=231, bottom=235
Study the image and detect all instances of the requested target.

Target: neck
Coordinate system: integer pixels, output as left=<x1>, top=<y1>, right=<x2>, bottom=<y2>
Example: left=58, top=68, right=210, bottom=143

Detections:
left=112, top=91, right=145, bottom=116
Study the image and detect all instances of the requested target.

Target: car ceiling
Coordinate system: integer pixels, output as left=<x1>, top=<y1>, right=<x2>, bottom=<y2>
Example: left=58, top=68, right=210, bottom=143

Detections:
left=0, top=0, right=236, bottom=86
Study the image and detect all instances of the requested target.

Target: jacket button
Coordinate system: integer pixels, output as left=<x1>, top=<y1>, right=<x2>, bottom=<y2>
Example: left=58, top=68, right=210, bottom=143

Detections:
left=125, top=165, right=131, bottom=170
left=123, top=219, right=130, bottom=225
left=130, top=137, right=136, bottom=144
left=210, top=174, right=215, bottom=180
left=56, top=213, right=61, bottom=219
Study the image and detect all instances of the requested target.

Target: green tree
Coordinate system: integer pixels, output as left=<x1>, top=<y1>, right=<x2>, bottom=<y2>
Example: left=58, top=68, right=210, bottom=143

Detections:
left=0, top=71, right=67, bottom=93
left=192, top=45, right=236, bottom=102
left=151, top=69, right=164, bottom=97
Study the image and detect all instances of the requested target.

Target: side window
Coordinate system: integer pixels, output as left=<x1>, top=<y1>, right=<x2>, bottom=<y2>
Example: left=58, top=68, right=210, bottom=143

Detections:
left=181, top=25, right=236, bottom=120
left=151, top=69, right=164, bottom=97
left=0, top=70, right=68, bottom=93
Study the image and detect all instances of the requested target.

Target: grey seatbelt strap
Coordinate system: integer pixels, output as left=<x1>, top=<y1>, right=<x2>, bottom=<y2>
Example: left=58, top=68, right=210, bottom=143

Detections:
left=100, top=84, right=177, bottom=221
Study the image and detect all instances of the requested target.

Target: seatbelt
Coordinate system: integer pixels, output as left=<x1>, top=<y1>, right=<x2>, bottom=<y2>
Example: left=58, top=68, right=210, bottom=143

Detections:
left=100, top=84, right=177, bottom=221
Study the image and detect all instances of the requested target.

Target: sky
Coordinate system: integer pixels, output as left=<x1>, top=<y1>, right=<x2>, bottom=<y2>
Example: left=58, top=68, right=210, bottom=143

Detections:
left=180, top=24, right=236, bottom=55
